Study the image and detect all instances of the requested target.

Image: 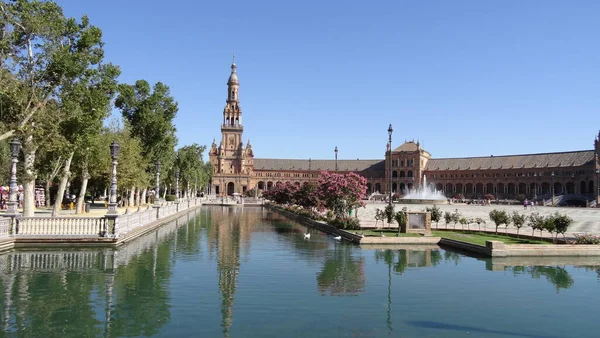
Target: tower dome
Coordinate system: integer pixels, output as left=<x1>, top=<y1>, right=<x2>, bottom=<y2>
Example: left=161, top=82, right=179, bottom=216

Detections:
left=227, top=61, right=238, bottom=85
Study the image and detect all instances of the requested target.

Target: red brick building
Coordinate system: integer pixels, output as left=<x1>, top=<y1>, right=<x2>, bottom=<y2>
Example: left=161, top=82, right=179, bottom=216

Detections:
left=209, top=61, right=600, bottom=204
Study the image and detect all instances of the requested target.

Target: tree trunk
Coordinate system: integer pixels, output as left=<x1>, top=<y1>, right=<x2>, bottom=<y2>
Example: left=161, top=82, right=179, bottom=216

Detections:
left=44, top=180, right=52, bottom=207
left=140, top=188, right=147, bottom=205
left=22, top=138, right=37, bottom=217
left=43, top=157, right=62, bottom=207
left=51, top=152, right=74, bottom=217
left=75, top=165, right=90, bottom=214
left=129, top=186, right=135, bottom=207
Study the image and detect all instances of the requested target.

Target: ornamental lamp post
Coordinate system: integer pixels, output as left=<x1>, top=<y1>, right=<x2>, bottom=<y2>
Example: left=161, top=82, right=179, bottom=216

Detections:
left=155, top=161, right=161, bottom=204
left=388, top=124, right=393, bottom=207
left=334, top=146, right=338, bottom=172
left=551, top=171, right=555, bottom=206
left=596, top=168, right=600, bottom=208
left=107, top=141, right=120, bottom=215
left=175, top=170, right=180, bottom=201
left=5, top=137, right=21, bottom=217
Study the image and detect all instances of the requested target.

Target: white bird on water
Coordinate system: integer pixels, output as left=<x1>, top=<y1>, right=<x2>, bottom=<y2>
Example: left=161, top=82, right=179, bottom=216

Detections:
left=303, top=233, right=311, bottom=239
left=333, top=235, right=342, bottom=240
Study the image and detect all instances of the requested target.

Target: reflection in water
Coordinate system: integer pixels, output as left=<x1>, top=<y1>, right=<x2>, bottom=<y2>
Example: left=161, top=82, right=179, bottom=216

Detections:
left=206, top=206, right=261, bottom=338
left=509, top=266, right=575, bottom=292
left=316, top=244, right=365, bottom=296
left=0, top=208, right=598, bottom=337
left=0, top=209, right=203, bottom=337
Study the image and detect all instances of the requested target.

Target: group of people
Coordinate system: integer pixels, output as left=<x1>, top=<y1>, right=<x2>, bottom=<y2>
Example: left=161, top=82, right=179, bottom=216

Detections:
left=523, top=199, right=538, bottom=209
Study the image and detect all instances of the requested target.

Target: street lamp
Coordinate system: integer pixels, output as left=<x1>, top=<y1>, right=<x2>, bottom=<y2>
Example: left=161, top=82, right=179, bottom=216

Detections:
left=551, top=171, right=555, bottom=206
left=155, top=161, right=161, bottom=204
left=107, top=141, right=120, bottom=215
left=5, top=138, right=21, bottom=217
left=596, top=168, right=600, bottom=208
left=388, top=124, right=393, bottom=207
left=334, top=146, right=338, bottom=172
left=175, top=170, right=180, bottom=200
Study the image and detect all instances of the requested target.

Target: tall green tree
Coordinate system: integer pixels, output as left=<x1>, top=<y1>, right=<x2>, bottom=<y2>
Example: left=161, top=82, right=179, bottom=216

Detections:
left=174, top=144, right=210, bottom=198
left=115, top=80, right=178, bottom=202
left=0, top=0, right=107, bottom=216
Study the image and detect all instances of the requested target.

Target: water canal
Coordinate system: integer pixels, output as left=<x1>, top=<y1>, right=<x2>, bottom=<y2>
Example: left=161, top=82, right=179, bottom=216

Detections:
left=0, top=206, right=599, bottom=337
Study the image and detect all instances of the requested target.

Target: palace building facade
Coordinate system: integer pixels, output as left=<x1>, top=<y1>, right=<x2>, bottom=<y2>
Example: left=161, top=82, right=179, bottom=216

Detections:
left=209, top=61, right=600, bottom=204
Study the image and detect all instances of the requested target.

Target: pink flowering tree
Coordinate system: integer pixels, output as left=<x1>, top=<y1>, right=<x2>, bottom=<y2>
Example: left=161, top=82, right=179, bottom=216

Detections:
left=263, top=182, right=299, bottom=205
left=294, top=182, right=320, bottom=210
left=316, top=171, right=367, bottom=219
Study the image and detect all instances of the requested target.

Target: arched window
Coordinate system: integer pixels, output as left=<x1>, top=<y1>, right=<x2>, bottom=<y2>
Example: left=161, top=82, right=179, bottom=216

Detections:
left=400, top=171, right=405, bottom=178
left=407, top=170, right=413, bottom=178
left=392, top=170, right=398, bottom=178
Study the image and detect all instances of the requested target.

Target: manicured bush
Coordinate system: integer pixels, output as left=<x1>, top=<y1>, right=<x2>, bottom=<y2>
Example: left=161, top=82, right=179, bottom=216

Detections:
left=165, top=194, right=176, bottom=202
left=394, top=210, right=407, bottom=232
left=426, top=205, right=442, bottom=227
left=489, top=209, right=510, bottom=234
left=511, top=211, right=526, bottom=237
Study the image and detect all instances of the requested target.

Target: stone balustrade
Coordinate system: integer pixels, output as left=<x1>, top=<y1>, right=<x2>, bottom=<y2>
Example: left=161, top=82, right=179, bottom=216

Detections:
left=17, top=217, right=107, bottom=236
left=0, top=218, right=10, bottom=239
left=0, top=198, right=202, bottom=240
left=117, top=207, right=157, bottom=237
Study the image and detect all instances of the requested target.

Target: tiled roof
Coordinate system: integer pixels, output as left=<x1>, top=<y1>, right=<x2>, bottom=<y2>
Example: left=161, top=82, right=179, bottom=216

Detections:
left=425, top=150, right=595, bottom=171
left=393, top=141, right=419, bottom=152
left=254, top=158, right=385, bottom=173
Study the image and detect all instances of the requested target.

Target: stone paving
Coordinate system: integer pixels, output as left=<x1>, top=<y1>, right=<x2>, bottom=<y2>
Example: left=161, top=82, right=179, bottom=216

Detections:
left=357, top=201, right=600, bottom=236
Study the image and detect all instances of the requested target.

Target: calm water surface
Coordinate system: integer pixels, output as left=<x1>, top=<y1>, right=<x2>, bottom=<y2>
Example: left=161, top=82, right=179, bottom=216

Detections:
left=1, top=206, right=599, bottom=337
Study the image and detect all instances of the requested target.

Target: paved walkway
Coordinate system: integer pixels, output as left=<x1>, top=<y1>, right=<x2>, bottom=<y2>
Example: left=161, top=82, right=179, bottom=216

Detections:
left=357, top=201, right=600, bottom=235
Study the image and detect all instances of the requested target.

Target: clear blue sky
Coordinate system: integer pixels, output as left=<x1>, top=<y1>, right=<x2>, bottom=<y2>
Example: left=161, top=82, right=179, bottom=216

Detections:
left=56, top=0, right=599, bottom=160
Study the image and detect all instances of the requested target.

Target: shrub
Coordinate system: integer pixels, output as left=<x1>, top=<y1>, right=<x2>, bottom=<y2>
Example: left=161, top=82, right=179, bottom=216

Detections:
left=426, top=205, right=442, bottom=227
left=573, top=233, right=600, bottom=244
left=511, top=211, right=526, bottom=237
left=394, top=211, right=407, bottom=232
left=329, top=217, right=361, bottom=230
left=489, top=209, right=510, bottom=234
left=165, top=194, right=176, bottom=202
left=384, top=204, right=395, bottom=224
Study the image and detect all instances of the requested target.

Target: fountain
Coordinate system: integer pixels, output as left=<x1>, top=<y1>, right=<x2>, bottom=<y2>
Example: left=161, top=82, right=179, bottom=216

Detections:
left=400, top=175, right=448, bottom=204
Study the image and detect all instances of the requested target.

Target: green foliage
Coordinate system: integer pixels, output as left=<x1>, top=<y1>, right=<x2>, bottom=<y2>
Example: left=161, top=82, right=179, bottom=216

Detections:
left=384, top=204, right=395, bottom=224
left=553, top=212, right=573, bottom=239
left=511, top=211, right=526, bottom=237
left=488, top=209, right=510, bottom=234
left=528, top=212, right=546, bottom=238
left=443, top=211, right=452, bottom=228
left=165, top=194, right=176, bottom=202
left=329, top=217, right=361, bottom=230
left=173, top=144, right=210, bottom=195
left=115, top=79, right=178, bottom=173
left=394, top=210, right=407, bottom=232
left=426, top=205, right=442, bottom=226
left=0, top=0, right=107, bottom=139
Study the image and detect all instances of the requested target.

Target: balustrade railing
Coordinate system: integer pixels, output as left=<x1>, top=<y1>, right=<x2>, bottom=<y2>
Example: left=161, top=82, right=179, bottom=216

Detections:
left=116, top=207, right=157, bottom=237
left=17, top=217, right=107, bottom=236
left=0, top=198, right=202, bottom=239
left=0, top=218, right=11, bottom=238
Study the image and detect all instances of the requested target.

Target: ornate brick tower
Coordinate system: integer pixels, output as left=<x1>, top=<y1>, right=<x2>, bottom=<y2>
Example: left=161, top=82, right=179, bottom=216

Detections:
left=209, top=58, right=254, bottom=196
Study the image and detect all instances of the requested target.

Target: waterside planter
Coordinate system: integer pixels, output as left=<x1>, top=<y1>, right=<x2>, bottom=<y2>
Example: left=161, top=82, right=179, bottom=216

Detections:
left=267, top=205, right=600, bottom=256
left=266, top=205, right=441, bottom=245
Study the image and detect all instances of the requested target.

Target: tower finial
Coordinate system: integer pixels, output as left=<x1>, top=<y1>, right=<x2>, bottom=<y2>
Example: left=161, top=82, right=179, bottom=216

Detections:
left=232, top=52, right=235, bottom=65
